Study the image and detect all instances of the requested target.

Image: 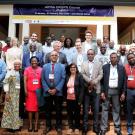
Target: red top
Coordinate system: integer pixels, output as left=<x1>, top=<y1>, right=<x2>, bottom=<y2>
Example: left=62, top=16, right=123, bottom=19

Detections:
left=2, top=45, right=11, bottom=52
left=125, top=64, right=135, bottom=89
left=24, top=66, right=42, bottom=91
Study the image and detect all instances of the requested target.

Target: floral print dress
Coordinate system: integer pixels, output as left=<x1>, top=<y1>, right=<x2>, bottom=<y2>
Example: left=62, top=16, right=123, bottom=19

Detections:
left=1, top=70, right=23, bottom=130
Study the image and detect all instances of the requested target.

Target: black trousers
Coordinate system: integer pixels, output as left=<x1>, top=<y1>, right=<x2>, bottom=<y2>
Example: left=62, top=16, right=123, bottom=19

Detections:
left=67, top=100, right=80, bottom=129
left=45, top=96, right=63, bottom=129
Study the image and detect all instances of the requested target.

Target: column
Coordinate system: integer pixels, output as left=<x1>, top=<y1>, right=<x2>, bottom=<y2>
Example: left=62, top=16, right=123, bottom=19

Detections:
left=22, top=23, right=30, bottom=40
left=8, top=15, right=16, bottom=37
left=96, top=24, right=103, bottom=40
left=132, top=28, right=135, bottom=41
left=110, top=21, right=118, bottom=45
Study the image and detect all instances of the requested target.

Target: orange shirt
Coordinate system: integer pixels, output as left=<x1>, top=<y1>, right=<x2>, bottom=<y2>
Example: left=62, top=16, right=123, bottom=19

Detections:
left=125, top=64, right=135, bottom=89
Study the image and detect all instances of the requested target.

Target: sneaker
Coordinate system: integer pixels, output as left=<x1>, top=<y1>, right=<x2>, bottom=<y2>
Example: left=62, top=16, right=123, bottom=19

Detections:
left=127, top=127, right=133, bottom=135
left=74, top=129, right=79, bottom=134
left=67, top=129, right=73, bottom=134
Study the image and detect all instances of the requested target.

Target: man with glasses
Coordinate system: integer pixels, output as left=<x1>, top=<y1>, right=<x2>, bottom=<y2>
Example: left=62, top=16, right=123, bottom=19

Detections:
left=42, top=50, right=66, bottom=135
left=45, top=40, right=67, bottom=67
left=81, top=49, right=103, bottom=135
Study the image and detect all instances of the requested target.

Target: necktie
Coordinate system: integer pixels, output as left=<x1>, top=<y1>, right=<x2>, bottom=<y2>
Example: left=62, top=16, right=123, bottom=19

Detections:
left=52, top=63, right=54, bottom=74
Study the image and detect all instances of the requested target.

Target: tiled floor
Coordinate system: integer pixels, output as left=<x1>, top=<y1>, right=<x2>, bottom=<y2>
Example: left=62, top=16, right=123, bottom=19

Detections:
left=0, top=121, right=135, bottom=135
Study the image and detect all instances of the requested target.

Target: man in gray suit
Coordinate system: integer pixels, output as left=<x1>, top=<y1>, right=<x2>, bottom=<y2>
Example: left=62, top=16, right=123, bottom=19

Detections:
left=45, top=41, right=67, bottom=67
left=81, top=49, right=103, bottom=134
left=100, top=52, right=126, bottom=135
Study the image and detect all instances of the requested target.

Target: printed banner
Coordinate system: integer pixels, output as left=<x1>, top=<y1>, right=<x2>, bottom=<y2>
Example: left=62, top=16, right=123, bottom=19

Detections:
left=13, top=5, right=114, bottom=16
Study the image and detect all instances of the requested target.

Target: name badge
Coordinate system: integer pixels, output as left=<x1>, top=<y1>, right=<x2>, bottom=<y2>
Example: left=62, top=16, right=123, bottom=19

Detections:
left=49, top=74, right=54, bottom=80
left=128, top=75, right=134, bottom=81
left=15, top=84, right=20, bottom=89
left=33, top=79, right=39, bottom=85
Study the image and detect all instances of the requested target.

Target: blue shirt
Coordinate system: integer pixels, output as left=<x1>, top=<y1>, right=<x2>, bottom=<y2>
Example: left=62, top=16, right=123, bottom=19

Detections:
left=0, top=59, right=6, bottom=87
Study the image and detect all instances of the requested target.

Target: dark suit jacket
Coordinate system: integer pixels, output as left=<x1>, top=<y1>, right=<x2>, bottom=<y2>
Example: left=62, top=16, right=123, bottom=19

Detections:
left=22, top=51, right=44, bottom=69
left=64, top=73, right=84, bottom=104
left=45, top=52, right=67, bottom=67
left=101, top=63, right=126, bottom=96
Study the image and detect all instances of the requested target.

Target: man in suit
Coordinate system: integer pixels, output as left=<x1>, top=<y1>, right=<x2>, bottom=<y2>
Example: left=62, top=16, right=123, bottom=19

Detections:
left=42, top=50, right=66, bottom=135
left=44, top=40, right=67, bottom=67
left=100, top=52, right=126, bottom=135
left=118, top=45, right=128, bottom=66
left=81, top=49, right=103, bottom=134
left=22, top=43, right=43, bottom=69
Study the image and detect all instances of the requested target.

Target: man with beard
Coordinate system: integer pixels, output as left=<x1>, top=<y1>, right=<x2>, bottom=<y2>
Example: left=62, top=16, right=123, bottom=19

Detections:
left=125, top=53, right=135, bottom=135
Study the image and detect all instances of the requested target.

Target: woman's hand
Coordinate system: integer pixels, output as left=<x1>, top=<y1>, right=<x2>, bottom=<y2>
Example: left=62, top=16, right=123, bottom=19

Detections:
left=5, top=94, right=10, bottom=102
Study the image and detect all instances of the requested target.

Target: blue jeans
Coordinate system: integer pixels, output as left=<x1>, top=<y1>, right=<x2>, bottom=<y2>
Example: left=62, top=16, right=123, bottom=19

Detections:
left=127, top=89, right=135, bottom=128
left=83, top=91, right=100, bottom=130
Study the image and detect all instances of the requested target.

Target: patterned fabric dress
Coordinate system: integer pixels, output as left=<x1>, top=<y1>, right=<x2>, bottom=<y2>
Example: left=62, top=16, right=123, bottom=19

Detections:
left=1, top=70, right=23, bottom=130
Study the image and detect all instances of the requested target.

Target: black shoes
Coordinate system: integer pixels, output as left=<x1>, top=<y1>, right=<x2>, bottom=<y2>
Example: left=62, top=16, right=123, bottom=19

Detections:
left=99, top=130, right=106, bottom=135
left=115, top=130, right=122, bottom=135
left=57, top=128, right=62, bottom=135
left=43, top=127, right=52, bottom=134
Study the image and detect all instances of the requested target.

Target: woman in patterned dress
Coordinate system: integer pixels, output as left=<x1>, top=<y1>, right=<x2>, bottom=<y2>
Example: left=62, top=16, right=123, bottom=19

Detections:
left=1, top=60, right=25, bottom=132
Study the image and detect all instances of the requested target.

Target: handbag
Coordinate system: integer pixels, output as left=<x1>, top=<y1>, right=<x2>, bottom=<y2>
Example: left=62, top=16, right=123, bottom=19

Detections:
left=36, top=88, right=45, bottom=108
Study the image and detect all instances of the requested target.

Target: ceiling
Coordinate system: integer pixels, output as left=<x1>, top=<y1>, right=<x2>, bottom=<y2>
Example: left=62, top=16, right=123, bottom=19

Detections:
left=0, top=0, right=135, bottom=6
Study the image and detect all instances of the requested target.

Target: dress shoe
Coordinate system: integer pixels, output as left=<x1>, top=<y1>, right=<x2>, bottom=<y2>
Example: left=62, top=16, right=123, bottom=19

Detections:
left=28, top=128, right=33, bottom=132
left=127, top=127, right=133, bottom=135
left=93, top=127, right=99, bottom=133
left=67, top=128, right=73, bottom=134
left=74, top=129, right=80, bottom=135
left=57, top=128, right=62, bottom=135
left=99, top=130, right=106, bottom=135
left=82, top=130, right=88, bottom=135
left=115, top=131, right=122, bottom=135
left=43, top=127, right=51, bottom=134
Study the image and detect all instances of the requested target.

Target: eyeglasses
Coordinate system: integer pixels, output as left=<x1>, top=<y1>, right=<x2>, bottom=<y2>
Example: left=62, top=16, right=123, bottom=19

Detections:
left=70, top=67, right=76, bottom=68
left=51, top=55, right=58, bottom=56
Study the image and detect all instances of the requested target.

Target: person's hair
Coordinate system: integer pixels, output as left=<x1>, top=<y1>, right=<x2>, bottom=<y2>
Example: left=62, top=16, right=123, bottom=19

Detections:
left=52, top=40, right=61, bottom=48
left=64, top=37, right=74, bottom=48
left=11, top=37, right=20, bottom=47
left=30, top=56, right=39, bottom=64
left=87, top=49, right=95, bottom=54
left=110, top=52, right=118, bottom=57
left=127, top=52, right=135, bottom=59
left=31, top=32, right=38, bottom=36
left=67, top=63, right=79, bottom=76
left=85, top=30, right=93, bottom=36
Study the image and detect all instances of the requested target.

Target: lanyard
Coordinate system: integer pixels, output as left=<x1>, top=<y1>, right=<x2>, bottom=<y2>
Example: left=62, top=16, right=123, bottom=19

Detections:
left=130, top=66, right=135, bottom=75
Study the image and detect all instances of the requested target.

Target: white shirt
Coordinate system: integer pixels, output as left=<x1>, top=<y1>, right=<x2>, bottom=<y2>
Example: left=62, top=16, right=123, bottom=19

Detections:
left=84, top=41, right=93, bottom=54
left=89, top=61, right=94, bottom=80
left=77, top=54, right=83, bottom=72
left=120, top=55, right=126, bottom=65
left=30, top=51, right=36, bottom=58
left=109, top=64, right=118, bottom=88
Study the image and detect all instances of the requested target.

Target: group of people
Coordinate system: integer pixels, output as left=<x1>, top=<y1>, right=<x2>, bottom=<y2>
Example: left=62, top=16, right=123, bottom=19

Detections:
left=0, top=30, right=135, bottom=135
